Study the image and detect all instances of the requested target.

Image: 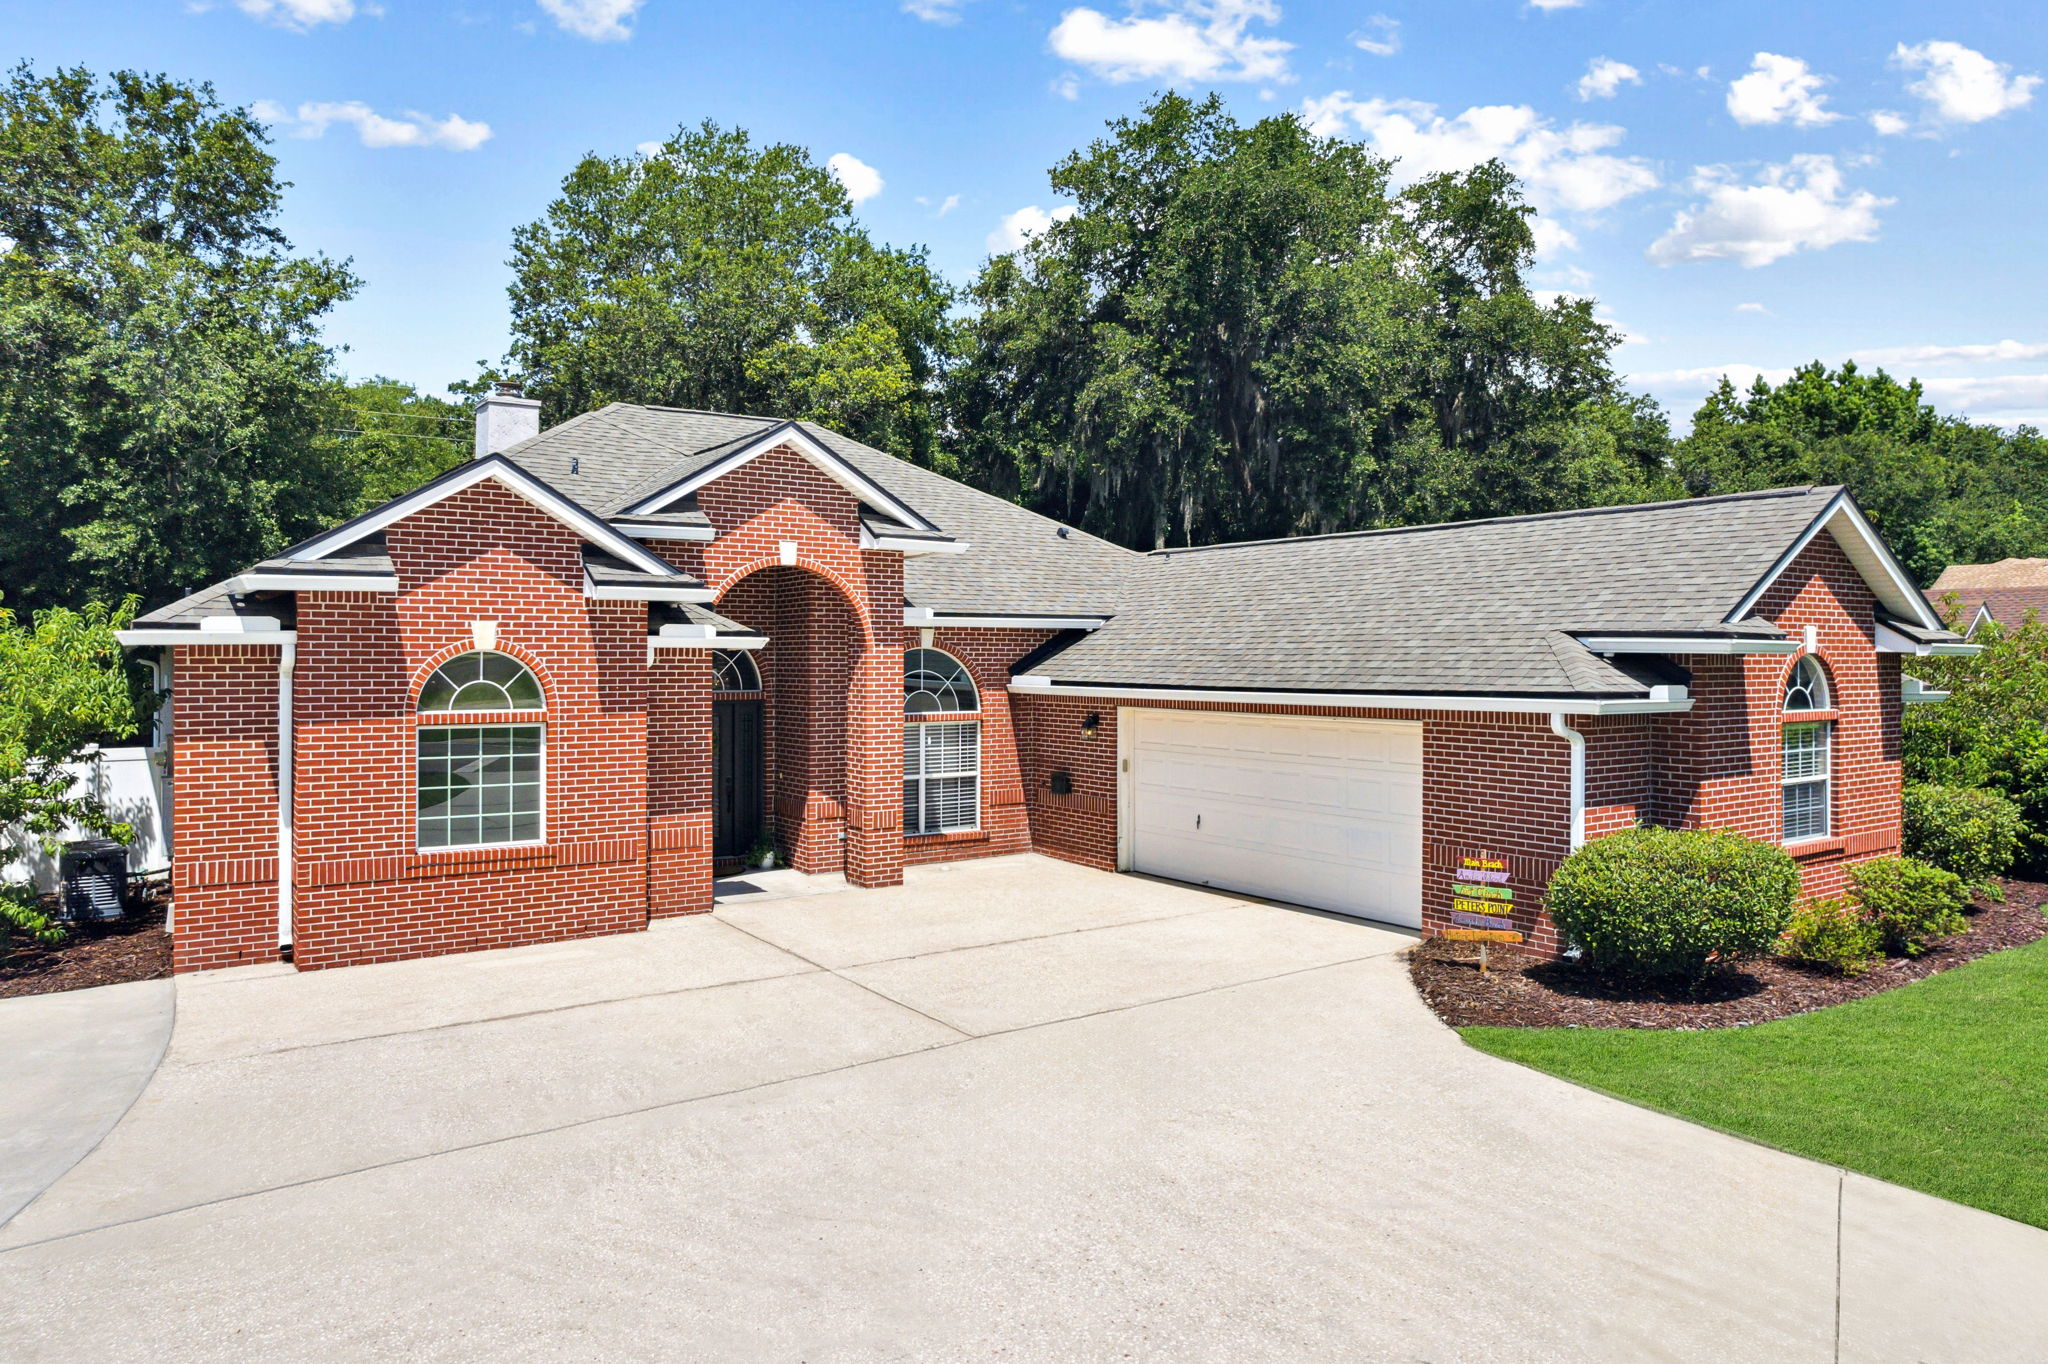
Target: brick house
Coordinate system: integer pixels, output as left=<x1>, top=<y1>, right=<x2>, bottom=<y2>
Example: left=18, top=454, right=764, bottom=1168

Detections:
left=1924, top=557, right=2048, bottom=633
left=119, top=391, right=1975, bottom=972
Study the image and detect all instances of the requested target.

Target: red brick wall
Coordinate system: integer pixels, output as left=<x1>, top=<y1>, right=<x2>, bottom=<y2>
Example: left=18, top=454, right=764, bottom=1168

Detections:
left=287, top=480, right=654, bottom=969
left=166, top=646, right=283, bottom=972
left=1656, top=532, right=1901, bottom=897
left=899, top=627, right=1052, bottom=866
left=648, top=650, right=714, bottom=918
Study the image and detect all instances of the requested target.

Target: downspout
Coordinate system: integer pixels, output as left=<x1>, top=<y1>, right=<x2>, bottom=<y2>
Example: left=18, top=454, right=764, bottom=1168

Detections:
left=278, top=641, right=296, bottom=957
left=1549, top=712, right=1585, bottom=851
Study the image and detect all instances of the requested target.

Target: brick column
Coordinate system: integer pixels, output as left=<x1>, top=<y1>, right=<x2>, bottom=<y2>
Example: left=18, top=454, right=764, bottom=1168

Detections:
left=648, top=650, right=715, bottom=917
left=844, top=553, right=904, bottom=887
left=168, top=645, right=284, bottom=972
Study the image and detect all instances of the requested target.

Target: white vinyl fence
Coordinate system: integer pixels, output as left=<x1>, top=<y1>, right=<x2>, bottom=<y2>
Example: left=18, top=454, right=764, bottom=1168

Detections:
left=3, top=746, right=173, bottom=894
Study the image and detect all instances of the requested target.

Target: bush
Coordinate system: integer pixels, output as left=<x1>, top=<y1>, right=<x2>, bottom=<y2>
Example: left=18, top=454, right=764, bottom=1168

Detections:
left=1849, top=856, right=1970, bottom=957
left=1779, top=896, right=1883, bottom=976
left=1902, top=783, right=2024, bottom=897
left=1545, top=826, right=1800, bottom=979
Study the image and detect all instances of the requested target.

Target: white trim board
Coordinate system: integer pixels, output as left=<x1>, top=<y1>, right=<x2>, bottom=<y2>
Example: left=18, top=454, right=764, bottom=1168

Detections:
left=584, top=571, right=716, bottom=603
left=1727, top=493, right=1943, bottom=632
left=611, top=520, right=716, bottom=542
left=1875, top=620, right=1982, bottom=657
left=624, top=423, right=939, bottom=533
left=861, top=525, right=967, bottom=556
left=1008, top=678, right=1692, bottom=716
left=118, top=630, right=296, bottom=648
left=225, top=572, right=400, bottom=594
left=904, top=608, right=1108, bottom=631
left=285, top=455, right=683, bottom=578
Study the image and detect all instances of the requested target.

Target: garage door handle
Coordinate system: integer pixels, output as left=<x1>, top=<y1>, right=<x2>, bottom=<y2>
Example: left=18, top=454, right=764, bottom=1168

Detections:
left=1195, top=813, right=1202, bottom=829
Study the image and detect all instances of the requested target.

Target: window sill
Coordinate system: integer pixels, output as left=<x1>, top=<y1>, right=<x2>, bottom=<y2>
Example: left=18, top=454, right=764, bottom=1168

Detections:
left=414, top=839, right=549, bottom=859
left=905, top=829, right=987, bottom=846
left=1785, top=836, right=1845, bottom=860
left=1783, top=709, right=1839, bottom=723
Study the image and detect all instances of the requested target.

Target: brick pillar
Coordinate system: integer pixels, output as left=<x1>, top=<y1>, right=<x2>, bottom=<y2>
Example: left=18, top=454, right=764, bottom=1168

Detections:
left=648, top=649, right=715, bottom=917
left=168, top=645, right=285, bottom=972
left=844, top=554, right=904, bottom=888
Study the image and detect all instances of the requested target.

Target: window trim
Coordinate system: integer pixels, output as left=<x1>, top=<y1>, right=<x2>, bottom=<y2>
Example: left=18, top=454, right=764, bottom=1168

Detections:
left=1780, top=719, right=1831, bottom=844
left=902, top=718, right=981, bottom=836
left=416, top=722, right=547, bottom=853
left=1783, top=654, right=1830, bottom=713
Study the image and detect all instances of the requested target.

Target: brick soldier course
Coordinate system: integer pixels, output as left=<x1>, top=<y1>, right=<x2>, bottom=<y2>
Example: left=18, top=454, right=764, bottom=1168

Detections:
left=122, top=393, right=1974, bottom=973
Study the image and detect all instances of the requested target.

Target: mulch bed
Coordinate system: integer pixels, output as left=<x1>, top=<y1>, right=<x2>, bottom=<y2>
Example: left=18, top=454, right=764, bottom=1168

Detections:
left=1412, top=877, right=2048, bottom=1031
left=0, top=884, right=173, bottom=999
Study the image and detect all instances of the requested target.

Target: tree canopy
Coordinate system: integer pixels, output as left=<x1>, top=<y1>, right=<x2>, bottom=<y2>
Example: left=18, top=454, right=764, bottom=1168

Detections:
left=944, top=93, right=1665, bottom=549
left=0, top=64, right=360, bottom=612
left=1674, top=362, right=2048, bottom=584
left=502, top=120, right=954, bottom=468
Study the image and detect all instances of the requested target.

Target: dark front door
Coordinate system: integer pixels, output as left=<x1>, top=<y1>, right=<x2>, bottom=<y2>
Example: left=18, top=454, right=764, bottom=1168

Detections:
left=713, top=697, right=764, bottom=860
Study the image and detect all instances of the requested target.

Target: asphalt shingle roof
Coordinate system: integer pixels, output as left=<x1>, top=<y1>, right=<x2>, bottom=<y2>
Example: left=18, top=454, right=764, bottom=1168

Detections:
left=503, top=404, right=1142, bottom=617
left=1019, top=487, right=1849, bottom=697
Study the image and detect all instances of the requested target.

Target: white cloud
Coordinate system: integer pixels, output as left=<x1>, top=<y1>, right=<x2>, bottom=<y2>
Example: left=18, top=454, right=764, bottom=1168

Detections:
left=254, top=100, right=493, bottom=151
left=988, top=204, right=1078, bottom=254
left=537, top=0, right=642, bottom=42
left=1352, top=14, right=1399, bottom=58
left=635, top=140, right=665, bottom=158
left=1868, top=110, right=1910, bottom=136
left=936, top=193, right=961, bottom=216
left=1527, top=0, right=1583, bottom=10
left=1919, top=375, right=2048, bottom=417
left=1052, top=73, right=1082, bottom=100
left=1725, top=52, right=1839, bottom=127
left=826, top=153, right=884, bottom=204
left=1893, top=40, right=2040, bottom=124
left=1048, top=0, right=1291, bottom=86
left=915, top=193, right=963, bottom=216
left=1648, top=155, right=1889, bottom=268
left=232, top=0, right=360, bottom=28
left=1530, top=216, right=1579, bottom=257
left=1301, top=95, right=1657, bottom=218
left=1575, top=57, right=1639, bottom=102
left=1630, top=363, right=1794, bottom=394
left=1734, top=302, right=1771, bottom=315
left=1851, top=340, right=2048, bottom=366
left=903, top=0, right=969, bottom=23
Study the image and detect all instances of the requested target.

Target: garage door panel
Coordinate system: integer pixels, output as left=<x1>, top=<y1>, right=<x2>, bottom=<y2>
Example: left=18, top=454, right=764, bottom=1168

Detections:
left=1128, top=710, right=1422, bottom=929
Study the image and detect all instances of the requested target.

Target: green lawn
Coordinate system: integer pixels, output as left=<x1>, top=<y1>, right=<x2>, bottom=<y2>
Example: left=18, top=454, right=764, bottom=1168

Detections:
left=1462, top=934, right=2048, bottom=1228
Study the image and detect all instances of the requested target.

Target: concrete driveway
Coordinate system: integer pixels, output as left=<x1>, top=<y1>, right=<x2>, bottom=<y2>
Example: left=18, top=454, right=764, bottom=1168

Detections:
left=2, top=853, right=2043, bottom=1361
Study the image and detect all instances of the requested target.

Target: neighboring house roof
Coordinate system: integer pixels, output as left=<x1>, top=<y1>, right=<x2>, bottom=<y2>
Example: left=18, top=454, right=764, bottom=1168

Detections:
left=1017, top=487, right=1934, bottom=698
left=1934, top=586, right=2048, bottom=630
left=1930, top=558, right=2048, bottom=592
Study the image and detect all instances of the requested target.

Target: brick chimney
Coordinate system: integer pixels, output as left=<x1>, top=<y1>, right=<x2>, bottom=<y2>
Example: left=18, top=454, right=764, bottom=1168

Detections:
left=473, top=381, right=541, bottom=459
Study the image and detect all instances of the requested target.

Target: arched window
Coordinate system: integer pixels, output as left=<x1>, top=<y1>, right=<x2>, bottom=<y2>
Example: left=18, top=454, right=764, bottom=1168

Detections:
left=712, top=650, right=761, bottom=692
left=418, top=651, right=544, bottom=713
left=902, top=649, right=979, bottom=835
left=1781, top=655, right=1831, bottom=843
left=1783, top=655, right=1829, bottom=712
left=416, top=652, right=543, bottom=850
left=904, top=648, right=978, bottom=714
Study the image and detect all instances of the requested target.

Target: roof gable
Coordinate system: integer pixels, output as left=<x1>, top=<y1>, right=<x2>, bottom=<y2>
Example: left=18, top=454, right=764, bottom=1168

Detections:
left=619, top=420, right=942, bottom=534
left=280, top=454, right=686, bottom=580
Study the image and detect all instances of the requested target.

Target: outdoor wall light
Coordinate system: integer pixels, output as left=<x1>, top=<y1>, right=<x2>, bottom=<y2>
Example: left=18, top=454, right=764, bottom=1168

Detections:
left=1080, top=712, right=1101, bottom=740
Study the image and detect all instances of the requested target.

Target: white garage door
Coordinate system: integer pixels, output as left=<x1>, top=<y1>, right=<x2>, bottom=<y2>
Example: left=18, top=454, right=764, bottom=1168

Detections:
left=1126, top=709, right=1423, bottom=928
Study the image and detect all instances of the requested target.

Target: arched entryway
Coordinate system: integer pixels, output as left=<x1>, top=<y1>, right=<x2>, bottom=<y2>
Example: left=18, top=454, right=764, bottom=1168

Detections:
left=714, top=565, right=864, bottom=875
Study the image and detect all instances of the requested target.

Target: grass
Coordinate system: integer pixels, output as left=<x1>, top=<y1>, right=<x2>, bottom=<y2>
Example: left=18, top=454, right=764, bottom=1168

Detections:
left=1462, top=934, right=2048, bottom=1228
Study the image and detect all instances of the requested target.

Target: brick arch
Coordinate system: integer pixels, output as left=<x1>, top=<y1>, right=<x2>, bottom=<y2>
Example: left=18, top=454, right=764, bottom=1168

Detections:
left=714, top=555, right=876, bottom=641
left=407, top=638, right=557, bottom=711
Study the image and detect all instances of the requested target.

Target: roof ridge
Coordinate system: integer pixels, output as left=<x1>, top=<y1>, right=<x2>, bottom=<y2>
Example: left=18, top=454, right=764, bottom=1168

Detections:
left=1144, top=485, right=1842, bottom=559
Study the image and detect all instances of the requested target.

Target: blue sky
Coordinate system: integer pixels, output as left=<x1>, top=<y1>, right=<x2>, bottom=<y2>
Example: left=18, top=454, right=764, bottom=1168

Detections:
left=11, top=0, right=2045, bottom=428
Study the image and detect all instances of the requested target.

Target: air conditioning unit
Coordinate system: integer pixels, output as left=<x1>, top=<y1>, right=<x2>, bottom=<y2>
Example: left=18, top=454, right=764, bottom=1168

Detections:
left=60, top=839, right=128, bottom=922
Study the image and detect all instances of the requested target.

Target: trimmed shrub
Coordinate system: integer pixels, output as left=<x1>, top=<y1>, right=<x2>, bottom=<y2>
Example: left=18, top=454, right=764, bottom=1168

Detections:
left=1849, top=856, right=1970, bottom=957
left=1545, top=826, right=1800, bottom=979
left=1778, top=896, right=1883, bottom=976
left=1902, top=783, right=2024, bottom=897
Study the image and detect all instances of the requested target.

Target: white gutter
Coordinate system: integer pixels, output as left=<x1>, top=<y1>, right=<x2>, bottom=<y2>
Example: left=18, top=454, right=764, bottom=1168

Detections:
left=1577, top=635, right=1797, bottom=656
left=582, top=570, right=716, bottom=603
left=1874, top=620, right=1981, bottom=657
left=117, top=629, right=302, bottom=648
left=224, top=572, right=399, bottom=594
left=277, top=640, right=296, bottom=954
left=1007, top=678, right=1692, bottom=717
left=1549, top=712, right=1586, bottom=850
